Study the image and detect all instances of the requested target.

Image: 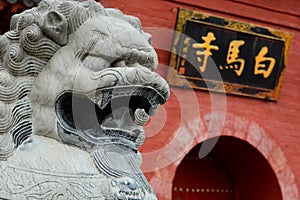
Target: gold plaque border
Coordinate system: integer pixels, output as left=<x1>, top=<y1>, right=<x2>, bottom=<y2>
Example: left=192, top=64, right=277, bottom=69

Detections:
left=167, top=8, right=293, bottom=101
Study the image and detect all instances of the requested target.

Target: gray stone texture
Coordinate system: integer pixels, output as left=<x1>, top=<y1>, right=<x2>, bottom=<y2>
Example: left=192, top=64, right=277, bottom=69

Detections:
left=0, top=0, right=170, bottom=199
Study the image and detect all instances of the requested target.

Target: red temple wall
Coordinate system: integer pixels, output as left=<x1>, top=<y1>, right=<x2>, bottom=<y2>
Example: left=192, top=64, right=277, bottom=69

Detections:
left=99, top=0, right=300, bottom=199
left=1, top=0, right=299, bottom=199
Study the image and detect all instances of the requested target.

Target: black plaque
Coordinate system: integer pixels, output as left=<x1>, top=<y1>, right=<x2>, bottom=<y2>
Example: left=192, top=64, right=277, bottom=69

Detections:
left=167, top=8, right=292, bottom=100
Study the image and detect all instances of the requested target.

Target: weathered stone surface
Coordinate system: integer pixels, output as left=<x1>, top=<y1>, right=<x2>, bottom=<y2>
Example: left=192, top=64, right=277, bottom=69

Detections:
left=0, top=0, right=170, bottom=199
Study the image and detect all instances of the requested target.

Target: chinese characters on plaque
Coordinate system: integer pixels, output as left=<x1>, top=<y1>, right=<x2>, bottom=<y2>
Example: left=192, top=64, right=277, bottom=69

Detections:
left=186, top=32, right=275, bottom=78
left=168, top=9, right=292, bottom=100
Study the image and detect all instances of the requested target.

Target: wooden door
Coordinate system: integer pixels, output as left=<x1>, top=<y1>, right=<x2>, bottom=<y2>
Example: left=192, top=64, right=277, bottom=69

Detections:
left=172, top=145, right=235, bottom=200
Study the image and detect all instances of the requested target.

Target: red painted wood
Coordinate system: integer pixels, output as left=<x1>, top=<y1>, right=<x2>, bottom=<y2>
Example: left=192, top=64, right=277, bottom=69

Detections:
left=230, top=0, right=300, bottom=17
left=212, top=137, right=283, bottom=200
left=172, top=146, right=234, bottom=200
left=166, top=0, right=300, bottom=30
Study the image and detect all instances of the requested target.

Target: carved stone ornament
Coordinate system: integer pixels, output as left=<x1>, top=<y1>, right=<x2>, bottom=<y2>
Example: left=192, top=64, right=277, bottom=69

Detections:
left=0, top=0, right=170, bottom=199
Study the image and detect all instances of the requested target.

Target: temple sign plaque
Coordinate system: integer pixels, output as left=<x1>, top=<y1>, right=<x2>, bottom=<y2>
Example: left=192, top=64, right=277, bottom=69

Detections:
left=168, top=8, right=292, bottom=101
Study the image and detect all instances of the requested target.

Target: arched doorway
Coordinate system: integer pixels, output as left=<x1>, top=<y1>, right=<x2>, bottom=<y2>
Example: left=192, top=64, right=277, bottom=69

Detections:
left=172, top=136, right=282, bottom=200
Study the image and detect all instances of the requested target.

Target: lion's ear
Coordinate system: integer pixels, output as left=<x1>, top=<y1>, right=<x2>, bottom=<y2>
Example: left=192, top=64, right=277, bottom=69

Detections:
left=40, top=11, right=68, bottom=46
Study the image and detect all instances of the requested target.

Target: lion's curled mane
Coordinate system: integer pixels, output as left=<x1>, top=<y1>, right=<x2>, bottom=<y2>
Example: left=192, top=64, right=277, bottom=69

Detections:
left=0, top=0, right=148, bottom=160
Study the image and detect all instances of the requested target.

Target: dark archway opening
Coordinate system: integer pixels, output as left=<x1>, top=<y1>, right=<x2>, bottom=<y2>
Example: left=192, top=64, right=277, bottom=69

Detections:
left=172, top=136, right=282, bottom=200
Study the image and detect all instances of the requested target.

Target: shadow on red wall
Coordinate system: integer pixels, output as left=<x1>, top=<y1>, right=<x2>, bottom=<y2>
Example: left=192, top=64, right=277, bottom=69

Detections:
left=0, top=5, right=25, bottom=35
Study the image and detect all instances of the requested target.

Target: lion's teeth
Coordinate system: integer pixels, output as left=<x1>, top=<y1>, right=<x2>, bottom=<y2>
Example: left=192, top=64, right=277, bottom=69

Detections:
left=134, top=108, right=149, bottom=126
left=149, top=105, right=159, bottom=116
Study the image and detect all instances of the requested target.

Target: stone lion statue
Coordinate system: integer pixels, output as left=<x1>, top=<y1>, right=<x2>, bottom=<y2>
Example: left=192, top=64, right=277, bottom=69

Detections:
left=0, top=0, right=169, bottom=199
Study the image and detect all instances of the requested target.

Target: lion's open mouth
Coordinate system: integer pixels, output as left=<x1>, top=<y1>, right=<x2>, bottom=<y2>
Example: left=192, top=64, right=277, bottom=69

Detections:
left=55, top=82, right=167, bottom=151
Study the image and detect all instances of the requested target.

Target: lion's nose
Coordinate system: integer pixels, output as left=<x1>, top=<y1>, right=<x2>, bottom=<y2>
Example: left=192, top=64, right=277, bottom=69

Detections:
left=110, top=48, right=156, bottom=70
left=123, top=49, right=155, bottom=65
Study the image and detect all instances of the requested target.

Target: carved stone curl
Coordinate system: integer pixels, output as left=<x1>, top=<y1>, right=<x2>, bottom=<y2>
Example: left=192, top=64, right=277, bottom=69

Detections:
left=0, top=0, right=170, bottom=199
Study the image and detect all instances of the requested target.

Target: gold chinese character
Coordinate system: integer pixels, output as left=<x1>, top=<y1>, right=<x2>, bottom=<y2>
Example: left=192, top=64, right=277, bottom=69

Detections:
left=254, top=46, right=276, bottom=78
left=179, top=37, right=190, bottom=71
left=192, top=32, right=219, bottom=73
left=184, top=37, right=191, bottom=45
left=182, top=47, right=189, bottom=53
left=181, top=59, right=186, bottom=66
left=220, top=40, right=245, bottom=76
left=182, top=37, right=191, bottom=53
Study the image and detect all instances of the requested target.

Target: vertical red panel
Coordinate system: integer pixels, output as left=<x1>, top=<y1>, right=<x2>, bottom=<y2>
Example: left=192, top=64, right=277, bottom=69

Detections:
left=172, top=146, right=234, bottom=200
